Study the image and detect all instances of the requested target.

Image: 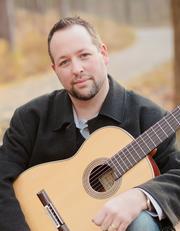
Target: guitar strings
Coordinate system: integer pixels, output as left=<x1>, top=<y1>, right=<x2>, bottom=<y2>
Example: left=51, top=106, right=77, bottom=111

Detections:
left=89, top=109, right=179, bottom=181
left=84, top=109, right=180, bottom=191
left=88, top=113, right=180, bottom=192
left=86, top=106, right=180, bottom=184
left=88, top=114, right=180, bottom=192
left=86, top=121, right=176, bottom=192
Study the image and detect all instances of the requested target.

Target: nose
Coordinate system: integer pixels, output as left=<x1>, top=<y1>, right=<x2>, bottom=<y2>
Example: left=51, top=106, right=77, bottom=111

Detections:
left=71, top=59, right=83, bottom=76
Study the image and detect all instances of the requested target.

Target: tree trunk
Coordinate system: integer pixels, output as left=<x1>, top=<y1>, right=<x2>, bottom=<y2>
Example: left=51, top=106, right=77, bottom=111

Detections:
left=57, top=0, right=71, bottom=17
left=0, top=0, right=15, bottom=50
left=171, top=0, right=180, bottom=106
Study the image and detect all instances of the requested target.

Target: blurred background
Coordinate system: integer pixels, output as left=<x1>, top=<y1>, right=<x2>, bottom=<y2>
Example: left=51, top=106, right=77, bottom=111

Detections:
left=0, top=0, right=180, bottom=145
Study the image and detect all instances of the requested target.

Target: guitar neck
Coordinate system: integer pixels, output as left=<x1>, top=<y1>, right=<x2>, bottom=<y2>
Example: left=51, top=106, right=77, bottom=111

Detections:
left=108, top=106, right=180, bottom=179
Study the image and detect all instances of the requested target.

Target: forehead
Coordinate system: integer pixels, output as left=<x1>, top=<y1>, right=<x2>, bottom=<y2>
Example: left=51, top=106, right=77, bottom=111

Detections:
left=50, top=25, right=96, bottom=57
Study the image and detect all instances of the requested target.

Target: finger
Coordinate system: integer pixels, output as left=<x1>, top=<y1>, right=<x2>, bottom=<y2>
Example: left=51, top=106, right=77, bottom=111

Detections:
left=117, top=222, right=129, bottom=231
left=109, top=218, right=121, bottom=231
left=107, top=222, right=120, bottom=231
left=92, top=209, right=107, bottom=226
left=101, top=214, right=113, bottom=231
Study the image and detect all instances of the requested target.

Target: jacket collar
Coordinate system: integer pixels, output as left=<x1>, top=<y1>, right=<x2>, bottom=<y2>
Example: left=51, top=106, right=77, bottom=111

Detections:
left=52, top=75, right=126, bottom=131
left=52, top=90, right=74, bottom=131
left=99, top=75, right=126, bottom=124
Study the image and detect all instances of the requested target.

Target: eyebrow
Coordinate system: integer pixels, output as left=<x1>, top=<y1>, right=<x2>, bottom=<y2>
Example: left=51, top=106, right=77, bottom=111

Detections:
left=57, top=48, right=91, bottom=62
left=57, top=56, right=68, bottom=62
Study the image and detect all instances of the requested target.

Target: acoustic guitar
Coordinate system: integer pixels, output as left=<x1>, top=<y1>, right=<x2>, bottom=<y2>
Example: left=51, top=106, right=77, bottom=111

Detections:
left=13, top=106, right=180, bottom=231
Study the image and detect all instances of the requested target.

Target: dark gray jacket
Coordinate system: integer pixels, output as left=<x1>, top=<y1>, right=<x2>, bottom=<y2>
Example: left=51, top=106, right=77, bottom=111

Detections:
left=0, top=77, right=180, bottom=230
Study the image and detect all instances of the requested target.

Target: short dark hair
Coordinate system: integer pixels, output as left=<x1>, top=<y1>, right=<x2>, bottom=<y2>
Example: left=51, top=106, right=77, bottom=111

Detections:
left=48, top=16, right=102, bottom=63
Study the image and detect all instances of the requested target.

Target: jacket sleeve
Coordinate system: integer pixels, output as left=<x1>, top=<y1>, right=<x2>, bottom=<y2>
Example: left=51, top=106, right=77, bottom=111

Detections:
left=121, top=90, right=180, bottom=227
left=138, top=109, right=180, bottom=227
left=0, top=108, right=32, bottom=231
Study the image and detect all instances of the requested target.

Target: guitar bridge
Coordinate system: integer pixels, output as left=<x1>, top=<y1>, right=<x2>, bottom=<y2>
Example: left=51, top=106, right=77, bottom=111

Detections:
left=37, top=190, right=70, bottom=231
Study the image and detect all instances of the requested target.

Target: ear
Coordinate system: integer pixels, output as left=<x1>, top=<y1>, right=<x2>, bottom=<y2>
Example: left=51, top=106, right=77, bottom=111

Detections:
left=99, top=43, right=109, bottom=65
left=51, top=63, right=55, bottom=71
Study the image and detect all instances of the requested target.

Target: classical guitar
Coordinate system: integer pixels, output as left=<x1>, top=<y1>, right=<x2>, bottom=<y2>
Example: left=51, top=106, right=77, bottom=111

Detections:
left=13, top=106, right=180, bottom=231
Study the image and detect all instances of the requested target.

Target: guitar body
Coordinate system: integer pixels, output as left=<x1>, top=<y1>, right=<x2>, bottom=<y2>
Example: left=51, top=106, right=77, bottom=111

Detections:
left=14, top=126, right=155, bottom=231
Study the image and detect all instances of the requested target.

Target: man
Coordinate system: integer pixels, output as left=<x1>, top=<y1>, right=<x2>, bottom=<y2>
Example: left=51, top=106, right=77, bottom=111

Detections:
left=0, top=16, right=180, bottom=231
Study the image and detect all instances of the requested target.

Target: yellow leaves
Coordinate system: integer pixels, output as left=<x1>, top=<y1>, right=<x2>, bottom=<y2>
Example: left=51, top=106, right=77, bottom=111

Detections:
left=0, top=40, right=22, bottom=82
left=0, top=10, right=136, bottom=84
left=78, top=13, right=136, bottom=52
left=0, top=39, right=9, bottom=55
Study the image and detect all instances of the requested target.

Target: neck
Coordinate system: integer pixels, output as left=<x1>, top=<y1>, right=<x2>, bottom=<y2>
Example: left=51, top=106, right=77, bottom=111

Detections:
left=70, top=78, right=109, bottom=121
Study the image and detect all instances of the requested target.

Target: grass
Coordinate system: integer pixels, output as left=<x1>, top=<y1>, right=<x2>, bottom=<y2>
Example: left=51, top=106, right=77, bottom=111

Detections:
left=77, top=13, right=136, bottom=52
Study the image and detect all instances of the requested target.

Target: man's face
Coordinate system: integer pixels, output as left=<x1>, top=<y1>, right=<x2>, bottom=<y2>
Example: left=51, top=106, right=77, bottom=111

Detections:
left=50, top=25, right=109, bottom=100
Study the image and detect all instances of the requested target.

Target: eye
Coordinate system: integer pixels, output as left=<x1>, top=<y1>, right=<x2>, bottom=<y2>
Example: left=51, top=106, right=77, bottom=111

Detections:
left=80, top=53, right=91, bottom=59
left=59, top=59, right=69, bottom=67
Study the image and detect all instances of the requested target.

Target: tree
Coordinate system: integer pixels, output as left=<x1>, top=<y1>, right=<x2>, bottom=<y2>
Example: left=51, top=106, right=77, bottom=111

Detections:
left=57, top=0, right=71, bottom=17
left=0, top=0, right=15, bottom=50
left=171, top=0, right=180, bottom=106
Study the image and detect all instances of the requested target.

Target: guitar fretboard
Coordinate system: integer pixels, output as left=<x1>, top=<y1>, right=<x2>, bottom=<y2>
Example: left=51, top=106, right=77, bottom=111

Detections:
left=107, top=106, right=180, bottom=179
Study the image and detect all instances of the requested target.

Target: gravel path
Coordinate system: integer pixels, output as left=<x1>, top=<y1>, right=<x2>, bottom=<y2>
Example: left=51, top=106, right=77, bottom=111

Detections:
left=108, top=27, right=173, bottom=81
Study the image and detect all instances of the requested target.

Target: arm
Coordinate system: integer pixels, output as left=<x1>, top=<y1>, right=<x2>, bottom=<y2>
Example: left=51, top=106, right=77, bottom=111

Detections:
left=0, top=108, right=32, bottom=231
left=138, top=133, right=180, bottom=226
left=93, top=93, right=180, bottom=230
left=129, top=92, right=180, bottom=226
left=92, top=138, right=180, bottom=231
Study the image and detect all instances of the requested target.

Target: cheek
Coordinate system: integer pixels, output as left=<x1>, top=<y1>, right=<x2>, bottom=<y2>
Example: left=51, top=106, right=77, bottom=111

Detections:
left=91, top=57, right=107, bottom=74
left=56, top=70, right=72, bottom=88
left=85, top=58, right=102, bottom=73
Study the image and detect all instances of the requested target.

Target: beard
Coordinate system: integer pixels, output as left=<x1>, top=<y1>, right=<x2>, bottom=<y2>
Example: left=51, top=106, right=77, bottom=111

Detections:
left=68, top=77, right=100, bottom=100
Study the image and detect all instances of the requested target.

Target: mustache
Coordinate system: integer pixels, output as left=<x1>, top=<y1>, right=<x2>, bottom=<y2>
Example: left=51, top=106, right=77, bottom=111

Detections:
left=72, top=73, right=93, bottom=84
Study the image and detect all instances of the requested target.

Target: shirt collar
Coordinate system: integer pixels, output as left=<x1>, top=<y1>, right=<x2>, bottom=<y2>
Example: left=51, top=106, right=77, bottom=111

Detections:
left=73, top=107, right=87, bottom=129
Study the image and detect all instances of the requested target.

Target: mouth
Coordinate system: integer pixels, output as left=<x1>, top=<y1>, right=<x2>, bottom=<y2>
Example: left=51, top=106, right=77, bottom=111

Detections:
left=74, top=79, right=88, bottom=84
left=73, top=76, right=92, bottom=87
left=74, top=79, right=89, bottom=88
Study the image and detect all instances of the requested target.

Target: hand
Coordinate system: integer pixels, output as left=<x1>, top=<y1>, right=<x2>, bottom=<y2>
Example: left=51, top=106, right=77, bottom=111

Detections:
left=92, top=188, right=147, bottom=231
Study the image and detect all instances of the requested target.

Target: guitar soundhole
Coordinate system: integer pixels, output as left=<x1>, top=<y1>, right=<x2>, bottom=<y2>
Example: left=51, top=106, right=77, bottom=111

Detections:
left=89, top=164, right=115, bottom=192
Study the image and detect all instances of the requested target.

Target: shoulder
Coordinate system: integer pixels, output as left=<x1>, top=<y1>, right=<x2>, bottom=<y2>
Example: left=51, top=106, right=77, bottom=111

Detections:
left=110, top=77, right=166, bottom=119
left=11, top=89, right=67, bottom=124
left=126, top=89, right=166, bottom=117
left=124, top=89, right=168, bottom=132
left=16, top=89, right=66, bottom=114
